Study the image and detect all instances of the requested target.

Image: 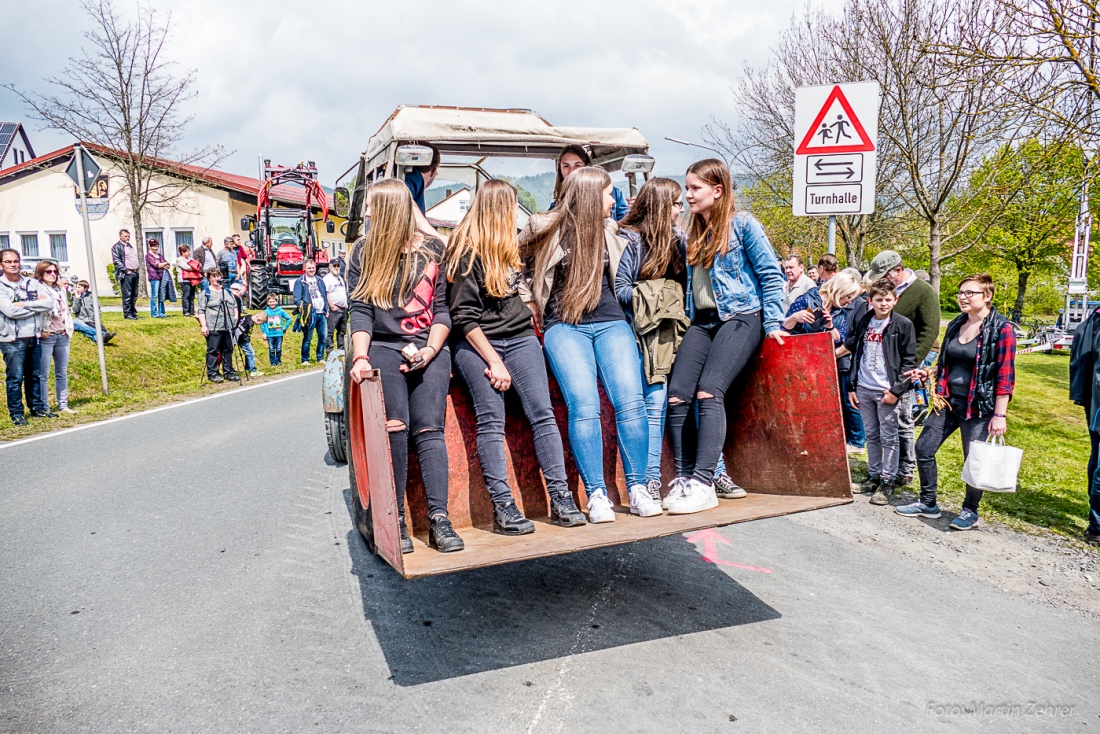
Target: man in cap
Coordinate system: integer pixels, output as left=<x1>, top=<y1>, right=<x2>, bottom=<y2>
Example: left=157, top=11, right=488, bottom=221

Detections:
left=865, top=250, right=941, bottom=485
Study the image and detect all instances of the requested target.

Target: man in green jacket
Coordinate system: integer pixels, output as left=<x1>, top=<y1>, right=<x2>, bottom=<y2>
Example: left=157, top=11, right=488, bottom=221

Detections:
left=865, top=250, right=941, bottom=485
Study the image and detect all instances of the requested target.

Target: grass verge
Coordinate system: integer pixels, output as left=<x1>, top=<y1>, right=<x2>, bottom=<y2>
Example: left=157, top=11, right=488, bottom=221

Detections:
left=0, top=306, right=324, bottom=442
left=850, top=353, right=1093, bottom=544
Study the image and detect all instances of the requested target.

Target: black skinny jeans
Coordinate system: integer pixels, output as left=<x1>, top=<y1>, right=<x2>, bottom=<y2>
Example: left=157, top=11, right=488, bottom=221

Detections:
left=326, top=307, right=348, bottom=351
left=667, top=311, right=763, bottom=484
left=180, top=282, right=197, bottom=316
left=452, top=335, right=569, bottom=506
left=205, top=330, right=235, bottom=377
left=371, top=345, right=451, bottom=521
left=916, top=406, right=988, bottom=511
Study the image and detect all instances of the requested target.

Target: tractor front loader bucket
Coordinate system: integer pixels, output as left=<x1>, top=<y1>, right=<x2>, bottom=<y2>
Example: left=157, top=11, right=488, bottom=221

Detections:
left=347, top=332, right=851, bottom=579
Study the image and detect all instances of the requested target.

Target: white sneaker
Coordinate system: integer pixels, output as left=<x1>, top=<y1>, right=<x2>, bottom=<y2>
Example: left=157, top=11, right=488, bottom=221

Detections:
left=662, top=477, right=687, bottom=511
left=629, top=484, right=663, bottom=517
left=587, top=491, right=616, bottom=523
left=667, top=478, right=719, bottom=515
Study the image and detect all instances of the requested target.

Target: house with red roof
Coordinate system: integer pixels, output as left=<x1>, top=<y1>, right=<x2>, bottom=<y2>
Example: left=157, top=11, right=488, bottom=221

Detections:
left=0, top=141, right=343, bottom=296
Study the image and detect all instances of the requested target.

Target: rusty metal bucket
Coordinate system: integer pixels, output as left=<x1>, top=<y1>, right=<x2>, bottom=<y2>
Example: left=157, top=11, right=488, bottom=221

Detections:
left=347, top=332, right=851, bottom=578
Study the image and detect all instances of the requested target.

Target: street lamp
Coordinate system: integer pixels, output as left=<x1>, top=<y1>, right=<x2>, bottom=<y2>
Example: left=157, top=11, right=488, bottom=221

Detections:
left=664, top=136, right=728, bottom=163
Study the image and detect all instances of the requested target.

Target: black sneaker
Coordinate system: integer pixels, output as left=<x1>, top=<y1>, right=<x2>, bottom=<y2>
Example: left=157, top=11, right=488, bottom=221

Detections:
left=1085, top=530, right=1100, bottom=547
left=11, top=415, right=28, bottom=426
left=209, top=374, right=224, bottom=383
left=549, top=493, right=587, bottom=527
left=714, top=473, right=748, bottom=499
left=400, top=523, right=414, bottom=554
left=31, top=410, right=58, bottom=418
left=224, top=373, right=241, bottom=382
left=427, top=516, right=464, bottom=553
left=493, top=501, right=535, bottom=536
left=895, top=474, right=914, bottom=488
left=859, top=474, right=881, bottom=494
left=103, top=331, right=116, bottom=344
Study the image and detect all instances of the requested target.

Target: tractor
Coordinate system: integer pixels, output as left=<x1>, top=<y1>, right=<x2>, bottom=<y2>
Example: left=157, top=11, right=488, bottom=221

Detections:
left=243, top=160, right=332, bottom=308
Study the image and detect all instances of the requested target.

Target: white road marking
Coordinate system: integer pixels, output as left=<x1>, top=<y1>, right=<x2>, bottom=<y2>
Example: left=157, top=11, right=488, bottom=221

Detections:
left=0, top=369, right=322, bottom=450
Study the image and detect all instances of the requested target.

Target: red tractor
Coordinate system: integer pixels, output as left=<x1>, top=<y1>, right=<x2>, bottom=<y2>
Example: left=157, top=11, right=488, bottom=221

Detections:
left=245, top=160, right=331, bottom=308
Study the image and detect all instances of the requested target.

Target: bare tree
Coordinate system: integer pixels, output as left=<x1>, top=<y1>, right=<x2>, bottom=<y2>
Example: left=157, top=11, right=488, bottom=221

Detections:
left=4, top=0, right=225, bottom=294
left=704, top=8, right=911, bottom=269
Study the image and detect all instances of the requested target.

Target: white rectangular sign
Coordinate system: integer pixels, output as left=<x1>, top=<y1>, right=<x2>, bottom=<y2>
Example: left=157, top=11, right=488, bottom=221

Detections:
left=793, top=81, right=880, bottom=217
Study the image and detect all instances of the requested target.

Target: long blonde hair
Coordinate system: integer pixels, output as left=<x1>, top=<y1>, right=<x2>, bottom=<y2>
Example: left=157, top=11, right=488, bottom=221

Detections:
left=619, top=177, right=684, bottom=280
left=445, top=180, right=521, bottom=298
left=685, top=158, right=736, bottom=267
left=531, top=167, right=612, bottom=323
left=349, top=178, right=424, bottom=307
left=819, top=270, right=861, bottom=310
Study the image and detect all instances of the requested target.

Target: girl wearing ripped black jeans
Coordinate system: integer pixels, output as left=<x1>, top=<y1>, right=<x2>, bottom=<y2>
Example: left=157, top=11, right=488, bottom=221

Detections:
left=347, top=179, right=462, bottom=555
left=664, top=159, right=788, bottom=515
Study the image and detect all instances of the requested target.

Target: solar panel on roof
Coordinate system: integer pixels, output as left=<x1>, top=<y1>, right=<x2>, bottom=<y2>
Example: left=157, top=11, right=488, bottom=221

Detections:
left=0, top=123, right=18, bottom=150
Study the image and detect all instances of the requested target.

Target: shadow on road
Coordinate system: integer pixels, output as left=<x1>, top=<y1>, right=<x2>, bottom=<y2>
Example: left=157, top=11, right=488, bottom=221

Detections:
left=341, top=490, right=780, bottom=687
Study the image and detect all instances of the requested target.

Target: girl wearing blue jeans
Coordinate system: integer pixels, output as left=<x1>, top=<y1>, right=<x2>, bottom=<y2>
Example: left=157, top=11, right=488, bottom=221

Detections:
left=520, top=166, right=661, bottom=523
left=664, top=160, right=788, bottom=515
left=447, top=180, right=585, bottom=534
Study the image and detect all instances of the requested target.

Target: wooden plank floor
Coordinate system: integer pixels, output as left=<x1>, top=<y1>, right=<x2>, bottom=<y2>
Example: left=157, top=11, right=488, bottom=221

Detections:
left=400, top=493, right=852, bottom=579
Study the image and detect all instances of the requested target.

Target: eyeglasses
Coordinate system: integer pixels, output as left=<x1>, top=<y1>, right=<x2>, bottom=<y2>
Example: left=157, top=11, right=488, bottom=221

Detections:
left=956, top=290, right=984, bottom=299
left=44, top=269, right=58, bottom=274
left=1, top=259, right=19, bottom=265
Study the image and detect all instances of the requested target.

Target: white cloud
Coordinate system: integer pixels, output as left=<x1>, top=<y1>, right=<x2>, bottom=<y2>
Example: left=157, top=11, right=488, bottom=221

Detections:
left=0, top=0, right=846, bottom=184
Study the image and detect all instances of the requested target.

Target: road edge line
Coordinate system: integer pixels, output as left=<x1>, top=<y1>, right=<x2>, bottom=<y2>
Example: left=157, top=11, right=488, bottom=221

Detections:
left=0, top=369, right=323, bottom=451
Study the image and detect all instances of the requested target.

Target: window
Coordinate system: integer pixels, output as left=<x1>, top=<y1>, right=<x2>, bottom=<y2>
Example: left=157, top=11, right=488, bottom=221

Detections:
left=20, top=233, right=38, bottom=258
left=173, top=230, right=193, bottom=261
left=459, top=199, right=469, bottom=212
left=0, top=233, right=8, bottom=248
left=49, top=233, right=68, bottom=262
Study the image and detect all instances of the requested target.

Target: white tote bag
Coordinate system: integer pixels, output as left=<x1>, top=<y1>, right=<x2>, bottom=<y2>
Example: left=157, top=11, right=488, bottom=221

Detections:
left=961, top=436, right=1023, bottom=493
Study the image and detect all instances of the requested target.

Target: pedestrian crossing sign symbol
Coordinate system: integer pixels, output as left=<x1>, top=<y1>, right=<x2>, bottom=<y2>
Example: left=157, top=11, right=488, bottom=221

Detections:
left=795, top=85, right=876, bottom=155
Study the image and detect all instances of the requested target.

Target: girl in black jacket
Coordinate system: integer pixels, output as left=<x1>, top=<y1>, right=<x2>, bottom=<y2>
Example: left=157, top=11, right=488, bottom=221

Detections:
left=446, top=180, right=585, bottom=533
left=347, top=179, right=462, bottom=555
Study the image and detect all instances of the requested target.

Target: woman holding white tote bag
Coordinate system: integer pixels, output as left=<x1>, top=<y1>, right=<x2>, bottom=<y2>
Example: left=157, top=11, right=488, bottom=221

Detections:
left=895, top=273, right=1017, bottom=531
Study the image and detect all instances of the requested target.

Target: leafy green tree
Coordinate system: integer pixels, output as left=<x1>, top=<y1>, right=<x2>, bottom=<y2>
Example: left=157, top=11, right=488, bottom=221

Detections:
left=951, top=140, right=1091, bottom=320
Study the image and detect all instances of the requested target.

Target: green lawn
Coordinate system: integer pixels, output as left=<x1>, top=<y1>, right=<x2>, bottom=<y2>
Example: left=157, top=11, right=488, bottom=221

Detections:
left=0, top=301, right=323, bottom=442
left=852, top=353, right=1093, bottom=543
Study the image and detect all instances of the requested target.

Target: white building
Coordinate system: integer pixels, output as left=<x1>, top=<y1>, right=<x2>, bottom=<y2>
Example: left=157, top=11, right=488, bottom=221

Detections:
left=0, top=142, right=333, bottom=296
left=425, top=185, right=472, bottom=227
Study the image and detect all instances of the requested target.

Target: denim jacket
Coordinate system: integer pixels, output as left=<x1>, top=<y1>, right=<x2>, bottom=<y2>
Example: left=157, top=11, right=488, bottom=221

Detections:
left=685, top=212, right=787, bottom=334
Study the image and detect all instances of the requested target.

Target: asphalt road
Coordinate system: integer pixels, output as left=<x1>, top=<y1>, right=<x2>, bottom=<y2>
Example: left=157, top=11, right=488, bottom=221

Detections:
left=2, top=373, right=1097, bottom=733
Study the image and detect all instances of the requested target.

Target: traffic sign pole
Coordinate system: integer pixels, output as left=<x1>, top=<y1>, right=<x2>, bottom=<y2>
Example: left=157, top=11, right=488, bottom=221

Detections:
left=74, top=144, right=109, bottom=395
left=827, top=215, right=836, bottom=256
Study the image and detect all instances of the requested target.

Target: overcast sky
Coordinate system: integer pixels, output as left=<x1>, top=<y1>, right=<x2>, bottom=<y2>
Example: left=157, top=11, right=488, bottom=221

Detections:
left=1, top=0, right=842, bottom=185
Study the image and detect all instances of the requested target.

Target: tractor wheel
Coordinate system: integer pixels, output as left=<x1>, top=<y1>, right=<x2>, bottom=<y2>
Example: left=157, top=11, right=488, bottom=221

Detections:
left=248, top=268, right=270, bottom=309
left=325, top=411, right=347, bottom=464
left=348, top=439, right=375, bottom=555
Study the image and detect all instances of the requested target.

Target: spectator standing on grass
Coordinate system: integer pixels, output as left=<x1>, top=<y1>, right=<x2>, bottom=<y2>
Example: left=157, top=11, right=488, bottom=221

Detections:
left=194, top=237, right=218, bottom=274
left=836, top=278, right=916, bottom=506
left=110, top=229, right=140, bottom=320
left=322, top=258, right=349, bottom=352
left=1067, top=302, right=1100, bottom=546
left=34, top=261, right=75, bottom=414
left=71, top=281, right=115, bottom=344
left=782, top=254, right=817, bottom=310
left=293, top=259, right=328, bottom=365
left=232, top=234, right=251, bottom=283
left=196, top=268, right=239, bottom=384
left=144, top=239, right=171, bottom=318
left=260, top=292, right=292, bottom=366
left=176, top=244, right=202, bottom=317
left=897, top=273, right=1015, bottom=531
left=0, top=248, right=54, bottom=425
left=217, top=236, right=239, bottom=285
left=229, top=283, right=263, bottom=378
left=863, top=250, right=941, bottom=486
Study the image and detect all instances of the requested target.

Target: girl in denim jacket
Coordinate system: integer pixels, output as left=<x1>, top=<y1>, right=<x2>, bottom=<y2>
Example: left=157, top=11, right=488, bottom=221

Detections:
left=663, top=159, right=788, bottom=515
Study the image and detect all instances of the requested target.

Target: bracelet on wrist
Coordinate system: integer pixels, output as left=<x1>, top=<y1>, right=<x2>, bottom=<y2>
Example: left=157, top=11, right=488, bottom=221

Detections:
left=352, top=355, right=370, bottom=365
left=993, top=413, right=1006, bottom=418
left=424, top=345, right=438, bottom=356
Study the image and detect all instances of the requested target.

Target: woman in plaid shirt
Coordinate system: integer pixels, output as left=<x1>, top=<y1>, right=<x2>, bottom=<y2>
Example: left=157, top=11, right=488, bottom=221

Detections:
left=896, top=273, right=1016, bottom=530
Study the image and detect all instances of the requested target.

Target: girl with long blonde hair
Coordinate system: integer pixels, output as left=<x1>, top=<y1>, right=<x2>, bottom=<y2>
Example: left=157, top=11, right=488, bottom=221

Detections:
left=447, top=180, right=584, bottom=533
left=662, top=159, right=788, bottom=515
left=520, top=166, right=661, bottom=523
left=347, top=178, right=462, bottom=555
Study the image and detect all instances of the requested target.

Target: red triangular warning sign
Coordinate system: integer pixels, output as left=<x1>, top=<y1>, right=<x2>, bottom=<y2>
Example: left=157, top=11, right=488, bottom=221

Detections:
left=795, top=86, right=875, bottom=155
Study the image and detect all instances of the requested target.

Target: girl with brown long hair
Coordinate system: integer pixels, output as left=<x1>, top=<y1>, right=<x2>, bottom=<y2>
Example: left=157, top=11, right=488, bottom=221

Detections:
left=663, top=159, right=788, bottom=515
left=347, top=179, right=463, bottom=554
left=446, top=180, right=585, bottom=533
left=550, top=145, right=629, bottom=221
left=520, top=167, right=661, bottom=523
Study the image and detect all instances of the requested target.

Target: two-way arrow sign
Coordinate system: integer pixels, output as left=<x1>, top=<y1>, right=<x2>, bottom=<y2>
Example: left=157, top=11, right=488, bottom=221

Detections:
left=807, top=154, right=863, bottom=184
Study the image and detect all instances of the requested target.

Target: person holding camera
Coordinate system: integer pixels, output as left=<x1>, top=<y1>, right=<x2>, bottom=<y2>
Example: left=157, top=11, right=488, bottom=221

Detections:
left=196, top=268, right=239, bottom=383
